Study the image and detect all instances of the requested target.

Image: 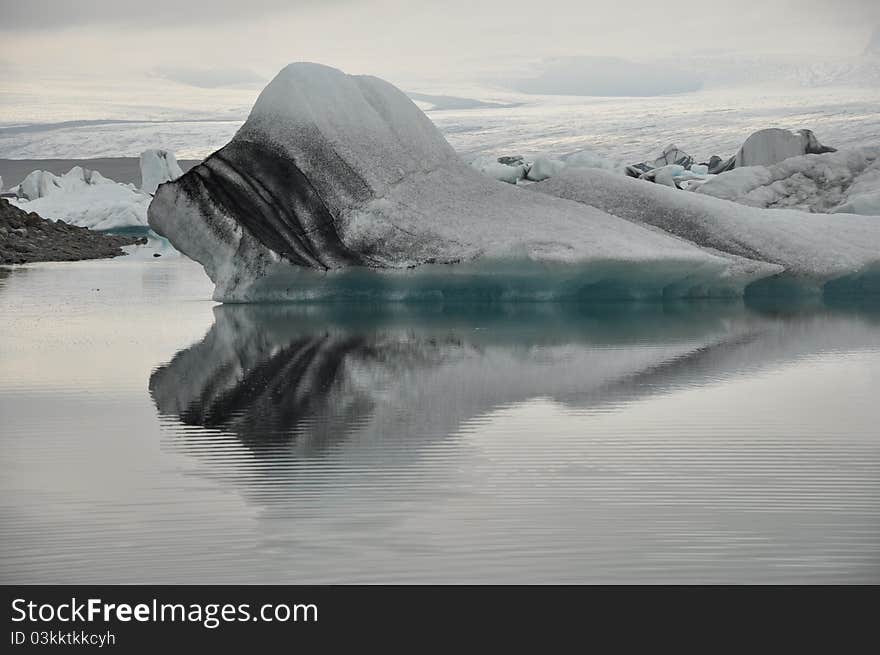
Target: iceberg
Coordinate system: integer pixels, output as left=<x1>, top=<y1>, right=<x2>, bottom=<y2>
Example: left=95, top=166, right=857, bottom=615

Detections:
left=832, top=154, right=880, bottom=215
left=140, top=149, right=184, bottom=195
left=470, top=150, right=625, bottom=185
left=149, top=63, right=772, bottom=302
left=734, top=128, right=835, bottom=168
left=533, top=167, right=880, bottom=294
left=11, top=166, right=152, bottom=232
left=623, top=144, right=713, bottom=189
left=652, top=144, right=694, bottom=169
left=468, top=155, right=527, bottom=184
left=525, top=157, right=566, bottom=182
left=9, top=150, right=187, bottom=232
left=695, top=146, right=880, bottom=214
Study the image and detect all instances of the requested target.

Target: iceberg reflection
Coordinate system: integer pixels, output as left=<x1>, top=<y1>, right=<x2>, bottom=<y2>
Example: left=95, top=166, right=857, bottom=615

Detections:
left=149, top=300, right=880, bottom=454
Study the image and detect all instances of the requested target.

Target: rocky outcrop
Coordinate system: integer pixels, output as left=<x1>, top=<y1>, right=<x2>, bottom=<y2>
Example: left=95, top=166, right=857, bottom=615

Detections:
left=0, top=198, right=144, bottom=264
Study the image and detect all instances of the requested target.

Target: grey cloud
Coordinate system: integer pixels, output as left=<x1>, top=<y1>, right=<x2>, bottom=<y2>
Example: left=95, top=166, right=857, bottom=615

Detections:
left=0, top=0, right=331, bottom=31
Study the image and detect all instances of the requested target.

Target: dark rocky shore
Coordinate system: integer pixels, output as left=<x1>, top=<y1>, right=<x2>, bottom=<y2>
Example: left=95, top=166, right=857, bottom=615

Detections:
left=0, top=198, right=145, bottom=265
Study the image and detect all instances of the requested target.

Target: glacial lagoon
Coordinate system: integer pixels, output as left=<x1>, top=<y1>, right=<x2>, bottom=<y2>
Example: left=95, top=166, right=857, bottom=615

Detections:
left=1, top=257, right=879, bottom=583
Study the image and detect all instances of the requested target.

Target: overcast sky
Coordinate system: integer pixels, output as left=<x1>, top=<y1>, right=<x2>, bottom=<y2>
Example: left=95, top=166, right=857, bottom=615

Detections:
left=1, top=0, right=879, bottom=89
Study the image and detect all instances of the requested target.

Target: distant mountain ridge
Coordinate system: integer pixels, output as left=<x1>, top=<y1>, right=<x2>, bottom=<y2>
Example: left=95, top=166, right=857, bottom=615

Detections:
left=655, top=27, right=880, bottom=90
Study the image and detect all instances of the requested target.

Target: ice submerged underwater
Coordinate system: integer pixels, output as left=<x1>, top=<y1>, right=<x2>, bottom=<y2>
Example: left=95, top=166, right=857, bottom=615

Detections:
left=147, top=62, right=880, bottom=303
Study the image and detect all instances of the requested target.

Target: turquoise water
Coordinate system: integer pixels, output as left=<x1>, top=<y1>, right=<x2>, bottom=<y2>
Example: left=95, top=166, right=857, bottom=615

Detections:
left=1, top=258, right=879, bottom=583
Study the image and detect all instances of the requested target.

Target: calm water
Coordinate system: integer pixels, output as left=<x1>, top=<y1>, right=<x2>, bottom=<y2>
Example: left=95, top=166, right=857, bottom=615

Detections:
left=1, top=257, right=879, bottom=583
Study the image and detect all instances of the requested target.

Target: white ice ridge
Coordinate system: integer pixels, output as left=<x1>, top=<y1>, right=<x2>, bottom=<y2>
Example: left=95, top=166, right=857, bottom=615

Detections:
left=695, top=146, right=880, bottom=215
left=10, top=150, right=185, bottom=232
left=11, top=166, right=151, bottom=231
left=469, top=150, right=624, bottom=185
left=148, top=63, right=878, bottom=302
left=534, top=167, right=880, bottom=293
left=140, top=149, right=184, bottom=195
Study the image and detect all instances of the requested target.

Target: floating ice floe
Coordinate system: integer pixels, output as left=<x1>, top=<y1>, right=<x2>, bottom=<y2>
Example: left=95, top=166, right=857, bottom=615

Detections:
left=149, top=62, right=790, bottom=303
left=533, top=167, right=880, bottom=293
left=10, top=150, right=186, bottom=232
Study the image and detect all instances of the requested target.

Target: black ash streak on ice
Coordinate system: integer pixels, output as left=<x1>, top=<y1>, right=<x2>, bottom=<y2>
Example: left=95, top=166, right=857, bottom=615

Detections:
left=181, top=141, right=368, bottom=269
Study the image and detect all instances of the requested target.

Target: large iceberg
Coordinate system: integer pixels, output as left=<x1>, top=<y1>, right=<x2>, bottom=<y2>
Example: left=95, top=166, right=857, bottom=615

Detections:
left=534, top=168, right=880, bottom=294
left=149, top=63, right=774, bottom=302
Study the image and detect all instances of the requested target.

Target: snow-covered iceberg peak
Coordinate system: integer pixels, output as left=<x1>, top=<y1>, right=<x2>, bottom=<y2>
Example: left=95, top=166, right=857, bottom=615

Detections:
left=17, top=166, right=110, bottom=201
left=149, top=62, right=771, bottom=303
left=140, top=149, right=184, bottom=195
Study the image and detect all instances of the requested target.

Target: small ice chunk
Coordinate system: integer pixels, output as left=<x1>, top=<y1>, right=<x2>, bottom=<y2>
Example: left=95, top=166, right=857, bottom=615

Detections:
left=140, top=149, right=184, bottom=195
left=469, top=156, right=527, bottom=184
left=653, top=144, right=693, bottom=169
left=526, top=157, right=566, bottom=182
